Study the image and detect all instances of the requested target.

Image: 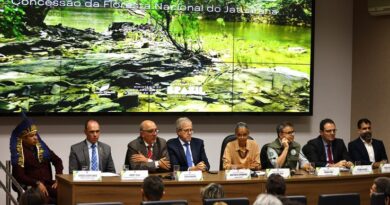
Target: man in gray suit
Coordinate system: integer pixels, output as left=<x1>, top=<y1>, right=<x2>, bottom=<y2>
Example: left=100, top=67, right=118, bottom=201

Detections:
left=124, top=120, right=170, bottom=172
left=69, top=119, right=116, bottom=173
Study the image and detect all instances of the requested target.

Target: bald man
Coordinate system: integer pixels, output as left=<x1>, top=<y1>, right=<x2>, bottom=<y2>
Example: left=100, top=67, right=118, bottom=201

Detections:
left=124, top=120, right=170, bottom=172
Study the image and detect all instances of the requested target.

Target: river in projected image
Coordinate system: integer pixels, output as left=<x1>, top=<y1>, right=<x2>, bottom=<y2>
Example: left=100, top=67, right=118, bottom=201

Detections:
left=0, top=7, right=311, bottom=113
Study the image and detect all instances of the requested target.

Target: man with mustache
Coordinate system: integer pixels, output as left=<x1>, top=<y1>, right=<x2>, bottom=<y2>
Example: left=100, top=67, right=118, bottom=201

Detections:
left=348, top=118, right=388, bottom=168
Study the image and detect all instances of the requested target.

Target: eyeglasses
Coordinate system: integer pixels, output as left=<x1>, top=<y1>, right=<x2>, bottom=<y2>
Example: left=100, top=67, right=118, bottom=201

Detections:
left=282, top=131, right=295, bottom=135
left=180, top=129, right=194, bottom=134
left=142, top=129, right=159, bottom=134
left=324, top=129, right=337, bottom=134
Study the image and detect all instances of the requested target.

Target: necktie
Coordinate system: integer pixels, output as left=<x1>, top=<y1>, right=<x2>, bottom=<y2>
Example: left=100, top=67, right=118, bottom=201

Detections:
left=327, top=144, right=334, bottom=164
left=91, top=144, right=98, bottom=171
left=184, top=143, right=193, bottom=168
left=147, top=144, right=153, bottom=159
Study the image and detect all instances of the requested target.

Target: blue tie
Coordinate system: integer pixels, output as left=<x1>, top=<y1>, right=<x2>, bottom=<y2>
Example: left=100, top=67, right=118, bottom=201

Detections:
left=184, top=143, right=193, bottom=168
left=91, top=144, right=98, bottom=171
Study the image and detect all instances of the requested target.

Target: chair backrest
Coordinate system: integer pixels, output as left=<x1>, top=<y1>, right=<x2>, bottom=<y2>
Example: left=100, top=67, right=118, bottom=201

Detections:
left=140, top=200, right=188, bottom=205
left=286, top=195, right=307, bottom=205
left=203, top=197, right=249, bottom=205
left=318, top=193, right=360, bottom=205
left=371, top=192, right=385, bottom=205
left=76, top=203, right=123, bottom=205
left=219, top=134, right=254, bottom=171
left=260, top=143, right=273, bottom=169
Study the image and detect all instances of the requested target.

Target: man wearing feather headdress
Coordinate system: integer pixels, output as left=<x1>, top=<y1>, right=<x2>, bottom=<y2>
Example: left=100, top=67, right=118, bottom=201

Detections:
left=10, top=116, right=63, bottom=204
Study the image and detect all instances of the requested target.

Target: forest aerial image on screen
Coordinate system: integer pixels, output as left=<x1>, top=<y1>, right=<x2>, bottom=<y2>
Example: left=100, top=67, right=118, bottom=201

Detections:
left=0, top=0, right=313, bottom=113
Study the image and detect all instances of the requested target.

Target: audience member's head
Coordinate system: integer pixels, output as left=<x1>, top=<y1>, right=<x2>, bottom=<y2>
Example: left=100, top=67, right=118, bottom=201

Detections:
left=370, top=177, right=390, bottom=197
left=266, top=174, right=286, bottom=196
left=253, top=193, right=283, bottom=205
left=201, top=183, right=225, bottom=200
left=213, top=202, right=227, bottom=205
left=142, top=176, right=164, bottom=201
left=385, top=183, right=390, bottom=205
left=19, top=187, right=45, bottom=205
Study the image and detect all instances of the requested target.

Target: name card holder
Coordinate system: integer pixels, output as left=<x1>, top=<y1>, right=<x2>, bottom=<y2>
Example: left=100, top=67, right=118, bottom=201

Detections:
left=380, top=163, right=390, bottom=173
left=316, top=167, right=340, bottom=176
left=73, top=170, right=102, bottom=181
left=121, top=170, right=148, bottom=181
left=266, top=168, right=290, bottom=178
left=178, top=171, right=203, bottom=181
left=225, top=169, right=251, bottom=180
left=352, top=165, right=372, bottom=175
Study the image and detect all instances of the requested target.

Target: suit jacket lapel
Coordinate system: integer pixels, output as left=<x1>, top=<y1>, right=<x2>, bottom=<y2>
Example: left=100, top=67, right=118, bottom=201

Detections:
left=176, top=138, right=187, bottom=164
left=83, top=141, right=90, bottom=167
left=138, top=137, right=147, bottom=156
left=317, top=137, right=326, bottom=162
left=358, top=139, right=369, bottom=161
left=190, top=140, right=197, bottom=164
left=98, top=145, right=104, bottom=171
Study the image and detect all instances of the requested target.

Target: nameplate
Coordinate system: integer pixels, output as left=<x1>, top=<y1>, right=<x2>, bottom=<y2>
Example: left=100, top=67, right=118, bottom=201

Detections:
left=266, top=168, right=290, bottom=178
left=178, top=171, right=203, bottom=181
left=316, top=167, right=340, bottom=176
left=380, top=163, right=390, bottom=173
left=352, top=165, right=372, bottom=175
left=73, top=171, right=102, bottom=181
left=121, top=170, right=148, bottom=181
left=225, top=169, right=251, bottom=180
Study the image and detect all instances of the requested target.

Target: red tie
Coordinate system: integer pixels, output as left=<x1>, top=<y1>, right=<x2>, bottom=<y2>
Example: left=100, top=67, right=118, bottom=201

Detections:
left=147, top=145, right=153, bottom=159
left=327, top=144, right=334, bottom=164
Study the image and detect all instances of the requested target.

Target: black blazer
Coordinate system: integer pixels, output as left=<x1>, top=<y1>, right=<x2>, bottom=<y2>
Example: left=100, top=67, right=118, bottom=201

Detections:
left=302, top=136, right=351, bottom=167
left=167, top=137, right=210, bottom=171
left=348, top=137, right=388, bottom=165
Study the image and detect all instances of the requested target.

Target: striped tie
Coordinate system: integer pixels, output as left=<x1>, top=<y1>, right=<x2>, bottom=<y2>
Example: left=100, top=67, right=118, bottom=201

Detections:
left=91, top=144, right=98, bottom=171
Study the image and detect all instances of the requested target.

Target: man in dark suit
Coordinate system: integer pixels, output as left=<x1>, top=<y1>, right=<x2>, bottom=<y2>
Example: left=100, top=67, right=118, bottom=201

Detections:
left=167, top=117, right=210, bottom=171
left=69, top=119, right=116, bottom=173
left=124, top=120, right=170, bottom=172
left=348, top=118, right=388, bottom=168
left=302, top=118, right=353, bottom=168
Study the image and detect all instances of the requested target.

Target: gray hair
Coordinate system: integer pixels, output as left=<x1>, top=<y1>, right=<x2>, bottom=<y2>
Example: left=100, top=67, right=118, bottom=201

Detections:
left=276, top=122, right=294, bottom=137
left=200, top=183, right=224, bottom=200
left=176, top=117, right=192, bottom=131
left=235, top=122, right=249, bottom=132
left=253, top=193, right=282, bottom=205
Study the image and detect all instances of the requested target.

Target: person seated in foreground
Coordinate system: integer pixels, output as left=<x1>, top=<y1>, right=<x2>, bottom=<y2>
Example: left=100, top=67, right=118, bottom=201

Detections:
left=200, top=183, right=225, bottom=200
left=266, top=174, right=286, bottom=196
left=141, top=175, right=165, bottom=201
left=222, top=122, right=261, bottom=170
left=253, top=193, right=282, bottom=205
left=370, top=177, right=390, bottom=197
left=386, top=184, right=390, bottom=205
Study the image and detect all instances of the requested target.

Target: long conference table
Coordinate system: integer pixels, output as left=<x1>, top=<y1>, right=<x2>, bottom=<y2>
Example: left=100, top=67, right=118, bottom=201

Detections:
left=56, top=170, right=390, bottom=205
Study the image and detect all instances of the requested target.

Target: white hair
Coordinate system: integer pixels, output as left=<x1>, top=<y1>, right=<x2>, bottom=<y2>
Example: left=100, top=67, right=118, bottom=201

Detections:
left=253, top=193, right=282, bottom=205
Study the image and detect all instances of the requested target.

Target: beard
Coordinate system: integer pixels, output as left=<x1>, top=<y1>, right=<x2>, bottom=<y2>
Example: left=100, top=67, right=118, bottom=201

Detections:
left=360, top=132, right=372, bottom=142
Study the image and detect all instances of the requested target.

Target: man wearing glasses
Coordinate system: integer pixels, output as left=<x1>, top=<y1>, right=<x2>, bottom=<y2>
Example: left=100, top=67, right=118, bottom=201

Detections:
left=266, top=122, right=312, bottom=171
left=124, top=120, right=171, bottom=172
left=167, top=117, right=210, bottom=171
left=302, top=118, right=353, bottom=168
